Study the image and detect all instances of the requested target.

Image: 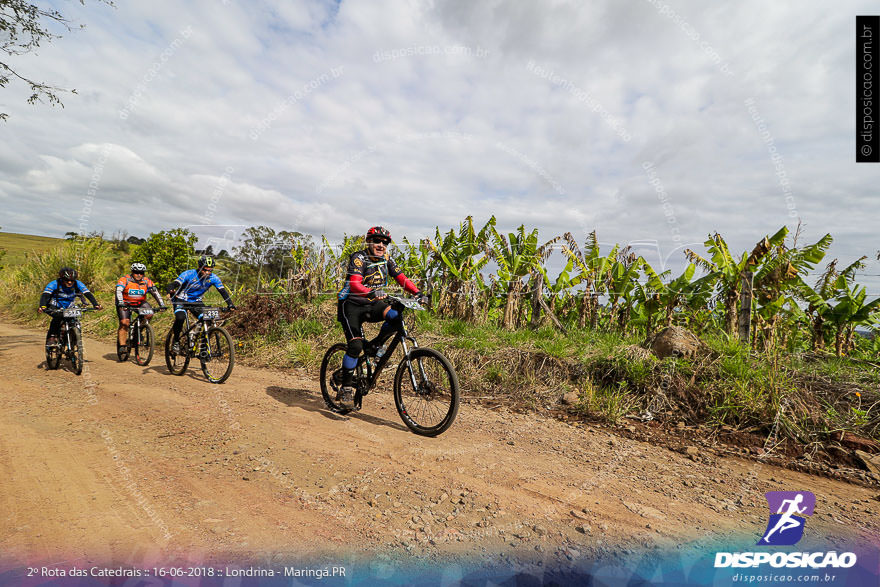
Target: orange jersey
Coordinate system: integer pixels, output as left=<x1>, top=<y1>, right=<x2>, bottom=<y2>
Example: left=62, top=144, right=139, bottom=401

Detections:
left=116, top=275, right=157, bottom=305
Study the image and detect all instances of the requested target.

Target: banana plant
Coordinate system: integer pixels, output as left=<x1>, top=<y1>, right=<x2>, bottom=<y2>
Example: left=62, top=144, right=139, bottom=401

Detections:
left=604, top=249, right=644, bottom=331
left=489, top=224, right=558, bottom=329
left=542, top=256, right=576, bottom=318
left=637, top=262, right=700, bottom=332
left=396, top=236, right=434, bottom=297
left=826, top=266, right=880, bottom=356
left=425, top=216, right=492, bottom=320
left=321, top=233, right=364, bottom=291
left=751, top=232, right=832, bottom=349
left=632, top=262, right=668, bottom=334
left=562, top=231, right=616, bottom=329
left=685, top=227, right=788, bottom=334
left=288, top=237, right=322, bottom=299
left=796, top=257, right=864, bottom=351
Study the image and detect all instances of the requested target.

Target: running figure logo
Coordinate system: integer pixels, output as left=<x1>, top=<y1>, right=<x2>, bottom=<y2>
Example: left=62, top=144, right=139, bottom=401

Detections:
left=759, top=491, right=816, bottom=546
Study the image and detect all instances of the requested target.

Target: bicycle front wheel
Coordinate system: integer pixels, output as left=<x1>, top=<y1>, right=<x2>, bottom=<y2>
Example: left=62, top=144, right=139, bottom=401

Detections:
left=134, top=322, right=154, bottom=366
left=46, top=342, right=60, bottom=370
left=200, top=327, right=235, bottom=383
left=164, top=329, right=190, bottom=375
left=69, top=327, right=84, bottom=376
left=393, top=347, right=460, bottom=436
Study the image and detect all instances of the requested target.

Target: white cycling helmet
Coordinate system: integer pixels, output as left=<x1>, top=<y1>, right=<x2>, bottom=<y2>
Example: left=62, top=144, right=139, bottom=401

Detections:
left=131, top=262, right=147, bottom=274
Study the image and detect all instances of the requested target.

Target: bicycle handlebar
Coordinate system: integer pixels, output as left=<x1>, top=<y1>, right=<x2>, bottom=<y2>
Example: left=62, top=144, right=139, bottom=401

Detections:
left=386, top=294, right=427, bottom=311
left=45, top=306, right=97, bottom=316
left=121, top=304, right=167, bottom=311
left=171, top=302, right=233, bottom=310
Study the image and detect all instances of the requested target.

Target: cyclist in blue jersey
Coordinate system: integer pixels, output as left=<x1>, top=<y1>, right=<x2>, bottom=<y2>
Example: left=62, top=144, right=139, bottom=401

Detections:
left=167, top=256, right=235, bottom=352
left=38, top=267, right=103, bottom=347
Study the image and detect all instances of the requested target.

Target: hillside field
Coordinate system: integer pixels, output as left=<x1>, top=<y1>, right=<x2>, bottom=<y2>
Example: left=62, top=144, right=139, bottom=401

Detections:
left=0, top=232, right=63, bottom=267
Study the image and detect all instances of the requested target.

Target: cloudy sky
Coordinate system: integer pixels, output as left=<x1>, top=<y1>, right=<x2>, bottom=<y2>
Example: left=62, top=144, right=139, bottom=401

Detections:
left=1, top=0, right=878, bottom=288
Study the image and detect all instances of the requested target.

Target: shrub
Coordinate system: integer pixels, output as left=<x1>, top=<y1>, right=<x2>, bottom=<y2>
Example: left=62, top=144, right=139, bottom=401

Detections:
left=130, top=228, right=197, bottom=287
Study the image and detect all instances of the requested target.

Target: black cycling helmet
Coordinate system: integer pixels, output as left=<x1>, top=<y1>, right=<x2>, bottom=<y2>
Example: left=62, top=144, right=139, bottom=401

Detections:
left=366, top=226, right=391, bottom=244
left=58, top=267, right=78, bottom=281
left=198, top=255, right=216, bottom=269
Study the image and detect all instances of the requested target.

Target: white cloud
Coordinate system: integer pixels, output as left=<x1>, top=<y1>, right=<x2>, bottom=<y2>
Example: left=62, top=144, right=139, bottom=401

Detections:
left=1, top=0, right=878, bottom=288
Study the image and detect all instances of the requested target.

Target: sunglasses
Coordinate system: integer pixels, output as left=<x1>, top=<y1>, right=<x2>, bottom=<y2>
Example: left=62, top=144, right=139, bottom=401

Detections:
left=369, top=238, right=391, bottom=246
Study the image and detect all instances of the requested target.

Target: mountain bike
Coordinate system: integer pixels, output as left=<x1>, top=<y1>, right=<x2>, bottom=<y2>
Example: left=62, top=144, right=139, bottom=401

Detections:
left=320, top=295, right=460, bottom=437
left=117, top=304, right=167, bottom=365
left=45, top=306, right=96, bottom=375
left=164, top=304, right=235, bottom=383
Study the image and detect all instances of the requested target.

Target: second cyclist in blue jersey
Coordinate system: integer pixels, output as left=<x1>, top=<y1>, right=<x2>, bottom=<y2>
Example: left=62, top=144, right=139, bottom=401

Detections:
left=167, top=256, right=236, bottom=351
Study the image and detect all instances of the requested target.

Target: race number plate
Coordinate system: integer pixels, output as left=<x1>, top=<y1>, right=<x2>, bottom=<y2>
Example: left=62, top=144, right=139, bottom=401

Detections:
left=202, top=308, right=220, bottom=320
left=62, top=308, right=82, bottom=318
left=138, top=308, right=154, bottom=317
left=396, top=297, right=424, bottom=310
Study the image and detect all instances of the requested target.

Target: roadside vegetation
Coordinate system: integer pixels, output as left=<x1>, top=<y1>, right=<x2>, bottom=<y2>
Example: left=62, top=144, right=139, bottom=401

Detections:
left=1, top=220, right=878, bottom=460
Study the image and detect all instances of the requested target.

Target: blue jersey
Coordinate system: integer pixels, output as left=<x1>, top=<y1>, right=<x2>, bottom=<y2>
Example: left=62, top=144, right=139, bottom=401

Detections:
left=171, top=269, right=226, bottom=302
left=42, top=279, right=90, bottom=309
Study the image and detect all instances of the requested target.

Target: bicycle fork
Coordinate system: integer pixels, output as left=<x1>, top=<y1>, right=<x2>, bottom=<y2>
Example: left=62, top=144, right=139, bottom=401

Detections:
left=398, top=333, right=427, bottom=391
left=197, top=323, right=210, bottom=359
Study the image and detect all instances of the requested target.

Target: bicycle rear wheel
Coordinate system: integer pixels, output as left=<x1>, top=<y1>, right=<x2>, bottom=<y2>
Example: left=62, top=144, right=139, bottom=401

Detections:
left=134, top=322, right=154, bottom=366
left=164, top=329, right=190, bottom=375
left=320, top=343, right=353, bottom=414
left=393, top=348, right=460, bottom=436
left=200, top=326, right=235, bottom=383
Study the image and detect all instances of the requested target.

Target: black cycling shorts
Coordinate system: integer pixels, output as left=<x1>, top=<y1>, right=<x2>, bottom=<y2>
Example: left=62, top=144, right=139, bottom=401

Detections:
left=337, top=299, right=390, bottom=341
left=116, top=302, right=153, bottom=322
left=173, top=301, right=205, bottom=321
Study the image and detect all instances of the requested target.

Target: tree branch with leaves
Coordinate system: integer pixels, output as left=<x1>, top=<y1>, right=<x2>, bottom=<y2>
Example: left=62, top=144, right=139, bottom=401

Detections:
left=0, top=0, right=113, bottom=121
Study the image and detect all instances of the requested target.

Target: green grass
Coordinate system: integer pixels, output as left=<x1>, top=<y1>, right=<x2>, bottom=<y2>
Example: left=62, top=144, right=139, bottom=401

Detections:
left=0, top=232, right=63, bottom=267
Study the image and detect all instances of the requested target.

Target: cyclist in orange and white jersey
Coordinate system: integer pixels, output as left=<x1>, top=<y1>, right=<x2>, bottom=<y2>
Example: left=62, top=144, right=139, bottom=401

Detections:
left=115, top=262, right=166, bottom=351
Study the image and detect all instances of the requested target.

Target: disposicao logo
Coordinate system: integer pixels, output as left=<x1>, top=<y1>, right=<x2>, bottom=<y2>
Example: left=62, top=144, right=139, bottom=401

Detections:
left=759, top=491, right=815, bottom=546
left=714, top=490, right=857, bottom=570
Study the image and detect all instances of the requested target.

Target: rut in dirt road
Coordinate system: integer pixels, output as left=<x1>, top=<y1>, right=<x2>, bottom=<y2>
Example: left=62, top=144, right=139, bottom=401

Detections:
left=1, top=319, right=878, bottom=568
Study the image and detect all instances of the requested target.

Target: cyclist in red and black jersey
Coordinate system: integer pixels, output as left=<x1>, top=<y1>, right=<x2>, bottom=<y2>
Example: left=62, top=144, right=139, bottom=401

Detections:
left=336, top=226, right=428, bottom=406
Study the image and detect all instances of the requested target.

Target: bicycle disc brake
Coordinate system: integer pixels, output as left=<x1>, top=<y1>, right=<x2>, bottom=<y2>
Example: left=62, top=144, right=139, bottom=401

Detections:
left=420, top=381, right=439, bottom=397
left=330, top=368, right=343, bottom=392
left=353, top=380, right=368, bottom=410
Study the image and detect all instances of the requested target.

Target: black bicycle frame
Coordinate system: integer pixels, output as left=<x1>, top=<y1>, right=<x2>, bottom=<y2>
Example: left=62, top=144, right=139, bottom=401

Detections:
left=60, top=318, right=79, bottom=351
left=126, top=306, right=150, bottom=342
left=359, top=310, right=421, bottom=389
left=53, top=306, right=92, bottom=352
left=174, top=305, right=219, bottom=353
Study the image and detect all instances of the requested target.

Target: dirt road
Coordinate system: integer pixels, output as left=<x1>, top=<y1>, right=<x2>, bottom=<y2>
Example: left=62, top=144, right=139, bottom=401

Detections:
left=1, top=319, right=878, bottom=572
